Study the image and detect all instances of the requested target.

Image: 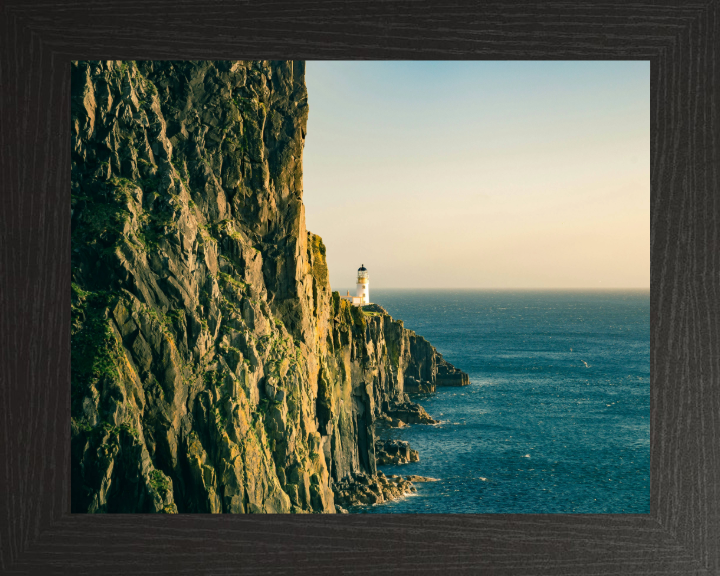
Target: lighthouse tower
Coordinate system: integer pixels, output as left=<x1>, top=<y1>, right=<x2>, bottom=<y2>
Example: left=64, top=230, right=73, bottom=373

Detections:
left=356, top=264, right=369, bottom=305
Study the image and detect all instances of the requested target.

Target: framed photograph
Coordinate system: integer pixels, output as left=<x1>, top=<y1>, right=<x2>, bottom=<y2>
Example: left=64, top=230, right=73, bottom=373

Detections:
left=2, top=2, right=718, bottom=574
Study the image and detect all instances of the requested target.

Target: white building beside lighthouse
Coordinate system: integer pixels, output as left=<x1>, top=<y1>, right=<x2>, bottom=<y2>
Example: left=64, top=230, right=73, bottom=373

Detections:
left=340, top=264, right=370, bottom=307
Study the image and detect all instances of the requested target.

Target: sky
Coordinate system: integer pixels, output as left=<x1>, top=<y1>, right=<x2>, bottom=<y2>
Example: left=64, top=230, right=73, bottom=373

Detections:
left=302, top=61, right=649, bottom=290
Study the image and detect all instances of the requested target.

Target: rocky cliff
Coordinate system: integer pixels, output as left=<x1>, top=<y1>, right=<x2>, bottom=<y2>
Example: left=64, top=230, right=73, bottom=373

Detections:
left=70, top=60, right=468, bottom=514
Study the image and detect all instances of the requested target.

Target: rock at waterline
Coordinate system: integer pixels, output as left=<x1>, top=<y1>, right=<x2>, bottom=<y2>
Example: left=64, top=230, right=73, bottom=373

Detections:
left=375, top=439, right=420, bottom=465
left=332, top=471, right=416, bottom=508
left=384, top=400, right=438, bottom=425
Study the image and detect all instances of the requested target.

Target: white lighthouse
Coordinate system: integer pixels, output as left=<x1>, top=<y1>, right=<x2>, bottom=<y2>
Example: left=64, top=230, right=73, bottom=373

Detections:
left=356, top=264, right=369, bottom=305
left=339, top=264, right=371, bottom=307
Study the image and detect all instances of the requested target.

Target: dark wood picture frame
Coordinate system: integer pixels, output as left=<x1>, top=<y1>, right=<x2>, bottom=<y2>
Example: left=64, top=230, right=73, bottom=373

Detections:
left=1, top=1, right=718, bottom=574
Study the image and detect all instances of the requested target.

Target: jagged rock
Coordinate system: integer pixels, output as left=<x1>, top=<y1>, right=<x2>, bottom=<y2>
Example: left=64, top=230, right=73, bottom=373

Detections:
left=384, top=400, right=439, bottom=425
left=436, top=356, right=470, bottom=387
left=405, top=475, right=439, bottom=483
left=375, top=439, right=419, bottom=465
left=70, top=60, right=466, bottom=515
left=331, top=471, right=415, bottom=509
left=374, top=414, right=408, bottom=429
left=403, top=375, right=435, bottom=394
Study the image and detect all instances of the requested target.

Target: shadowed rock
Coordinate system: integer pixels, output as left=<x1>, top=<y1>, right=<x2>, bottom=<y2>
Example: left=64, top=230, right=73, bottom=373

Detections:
left=331, top=471, right=416, bottom=508
left=375, top=439, right=420, bottom=465
left=384, top=400, right=439, bottom=425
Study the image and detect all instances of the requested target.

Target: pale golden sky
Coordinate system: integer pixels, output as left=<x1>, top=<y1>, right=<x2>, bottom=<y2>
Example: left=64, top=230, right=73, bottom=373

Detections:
left=303, top=61, right=649, bottom=290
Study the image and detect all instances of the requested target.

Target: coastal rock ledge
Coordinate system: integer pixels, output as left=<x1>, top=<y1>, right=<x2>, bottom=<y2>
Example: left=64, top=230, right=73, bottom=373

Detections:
left=375, top=439, right=420, bottom=465
left=332, top=471, right=415, bottom=509
left=70, top=60, right=468, bottom=514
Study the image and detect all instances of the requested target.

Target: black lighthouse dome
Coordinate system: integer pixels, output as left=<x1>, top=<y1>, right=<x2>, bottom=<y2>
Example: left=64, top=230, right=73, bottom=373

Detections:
left=358, top=264, right=367, bottom=271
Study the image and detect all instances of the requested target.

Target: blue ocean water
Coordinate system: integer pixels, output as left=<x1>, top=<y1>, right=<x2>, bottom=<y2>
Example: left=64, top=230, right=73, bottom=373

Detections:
left=358, top=289, right=650, bottom=514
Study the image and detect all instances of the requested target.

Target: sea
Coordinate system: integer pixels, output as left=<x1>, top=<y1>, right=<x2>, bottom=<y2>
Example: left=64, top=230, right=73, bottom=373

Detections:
left=348, top=289, right=650, bottom=514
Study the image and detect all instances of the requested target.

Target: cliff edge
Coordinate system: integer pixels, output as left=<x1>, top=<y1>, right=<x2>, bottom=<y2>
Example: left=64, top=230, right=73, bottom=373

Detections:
left=70, top=60, right=468, bottom=514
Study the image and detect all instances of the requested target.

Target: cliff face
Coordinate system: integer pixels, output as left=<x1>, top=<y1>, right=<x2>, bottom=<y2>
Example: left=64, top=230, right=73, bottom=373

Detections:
left=70, top=60, right=466, bottom=514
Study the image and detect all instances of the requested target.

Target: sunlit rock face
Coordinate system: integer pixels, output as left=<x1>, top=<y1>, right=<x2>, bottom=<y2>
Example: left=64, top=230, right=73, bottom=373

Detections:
left=70, top=60, right=467, bottom=513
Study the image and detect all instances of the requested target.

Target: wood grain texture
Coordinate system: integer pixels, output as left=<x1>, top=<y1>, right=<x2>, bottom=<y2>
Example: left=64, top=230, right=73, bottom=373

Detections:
left=1, top=1, right=718, bottom=574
